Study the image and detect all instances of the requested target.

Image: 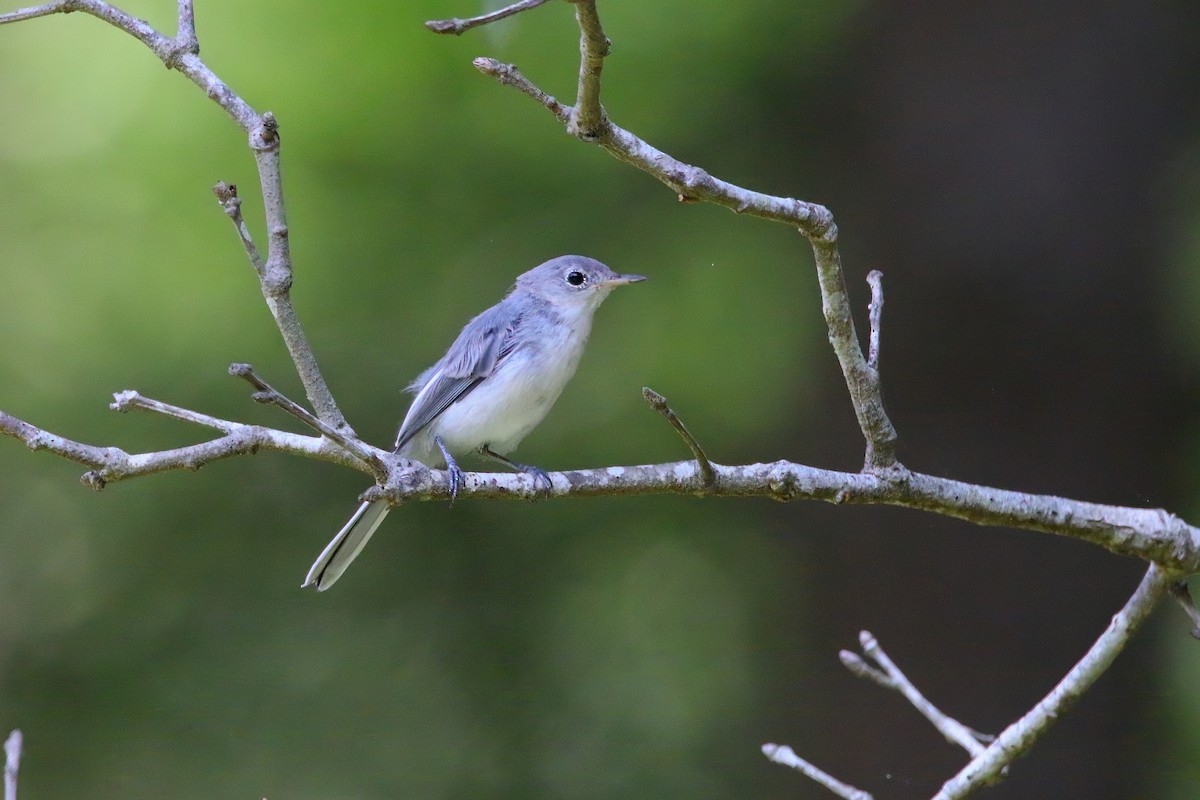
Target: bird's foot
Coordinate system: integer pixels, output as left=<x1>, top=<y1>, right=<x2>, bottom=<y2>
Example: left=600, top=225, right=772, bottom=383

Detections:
left=480, top=445, right=553, bottom=499
left=435, top=435, right=466, bottom=505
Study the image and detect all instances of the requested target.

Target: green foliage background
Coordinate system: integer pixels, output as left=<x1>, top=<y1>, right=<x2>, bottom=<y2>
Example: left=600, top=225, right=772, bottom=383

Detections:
left=1, top=2, right=1198, bottom=799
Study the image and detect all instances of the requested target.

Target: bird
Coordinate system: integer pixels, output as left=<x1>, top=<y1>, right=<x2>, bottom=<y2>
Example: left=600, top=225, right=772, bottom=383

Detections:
left=303, top=255, right=646, bottom=590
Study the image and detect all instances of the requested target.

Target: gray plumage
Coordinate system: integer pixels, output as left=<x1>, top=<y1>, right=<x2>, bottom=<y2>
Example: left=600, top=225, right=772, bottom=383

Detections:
left=303, top=255, right=645, bottom=590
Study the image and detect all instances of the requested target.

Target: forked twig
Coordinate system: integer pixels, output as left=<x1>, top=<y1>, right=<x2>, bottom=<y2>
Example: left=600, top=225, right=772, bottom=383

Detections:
left=841, top=631, right=991, bottom=757
left=228, top=364, right=385, bottom=476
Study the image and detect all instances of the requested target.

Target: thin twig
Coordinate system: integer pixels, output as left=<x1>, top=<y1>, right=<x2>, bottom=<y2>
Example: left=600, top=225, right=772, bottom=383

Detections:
left=228, top=364, right=384, bottom=476
left=212, top=182, right=264, bottom=273
left=866, top=270, right=883, bottom=371
left=762, top=743, right=873, bottom=800
left=426, top=0, right=551, bottom=35
left=1168, top=581, right=1200, bottom=639
left=110, top=390, right=240, bottom=433
left=4, top=730, right=20, bottom=800
left=0, top=405, right=370, bottom=489
left=642, top=387, right=716, bottom=488
left=472, top=58, right=570, bottom=123
left=933, top=564, right=1177, bottom=799
left=841, top=631, right=991, bottom=756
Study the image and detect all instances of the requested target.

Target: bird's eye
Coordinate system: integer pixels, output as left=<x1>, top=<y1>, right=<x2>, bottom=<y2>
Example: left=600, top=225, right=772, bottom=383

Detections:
left=566, top=270, right=586, bottom=287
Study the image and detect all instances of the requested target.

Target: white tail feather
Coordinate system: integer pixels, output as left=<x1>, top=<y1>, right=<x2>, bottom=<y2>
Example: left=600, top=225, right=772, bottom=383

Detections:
left=302, top=500, right=392, bottom=591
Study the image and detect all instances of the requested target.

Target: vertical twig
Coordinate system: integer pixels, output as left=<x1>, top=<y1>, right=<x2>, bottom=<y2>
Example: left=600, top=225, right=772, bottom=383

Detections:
left=566, top=0, right=609, bottom=138
left=245, top=114, right=351, bottom=433
left=173, top=0, right=198, bottom=55
left=808, top=240, right=898, bottom=469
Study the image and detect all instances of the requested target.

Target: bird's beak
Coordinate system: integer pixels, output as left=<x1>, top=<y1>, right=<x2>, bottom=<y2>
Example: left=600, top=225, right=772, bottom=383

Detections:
left=604, top=273, right=647, bottom=287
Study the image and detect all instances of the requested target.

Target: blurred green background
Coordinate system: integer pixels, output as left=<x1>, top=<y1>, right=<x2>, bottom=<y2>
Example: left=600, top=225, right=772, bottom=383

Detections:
left=2, top=1, right=1199, bottom=798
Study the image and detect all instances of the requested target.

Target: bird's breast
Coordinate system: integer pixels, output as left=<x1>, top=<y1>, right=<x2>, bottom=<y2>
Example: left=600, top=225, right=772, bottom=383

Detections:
left=428, top=322, right=591, bottom=456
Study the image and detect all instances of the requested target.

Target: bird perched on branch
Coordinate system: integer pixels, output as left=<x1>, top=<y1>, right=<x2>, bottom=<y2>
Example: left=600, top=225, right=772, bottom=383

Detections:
left=304, top=254, right=646, bottom=590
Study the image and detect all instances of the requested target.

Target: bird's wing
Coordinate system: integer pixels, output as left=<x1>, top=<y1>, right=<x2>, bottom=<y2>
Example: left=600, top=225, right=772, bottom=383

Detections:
left=393, top=304, right=523, bottom=451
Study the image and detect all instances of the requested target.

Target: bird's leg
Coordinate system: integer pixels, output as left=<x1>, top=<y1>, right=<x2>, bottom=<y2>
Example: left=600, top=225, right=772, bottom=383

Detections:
left=480, top=445, right=553, bottom=496
left=434, top=435, right=465, bottom=504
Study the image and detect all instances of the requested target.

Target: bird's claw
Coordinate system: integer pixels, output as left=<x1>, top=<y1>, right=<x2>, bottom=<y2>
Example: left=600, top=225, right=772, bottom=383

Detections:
left=523, top=465, right=553, bottom=499
left=446, top=462, right=465, bottom=505
left=435, top=434, right=466, bottom=506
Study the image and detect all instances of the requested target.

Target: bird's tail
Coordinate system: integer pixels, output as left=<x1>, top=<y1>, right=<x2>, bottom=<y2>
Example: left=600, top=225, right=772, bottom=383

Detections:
left=302, top=500, right=392, bottom=591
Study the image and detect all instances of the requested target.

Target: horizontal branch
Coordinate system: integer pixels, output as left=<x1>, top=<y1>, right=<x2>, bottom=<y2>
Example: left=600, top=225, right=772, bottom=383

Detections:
left=4, top=403, right=1195, bottom=568
left=357, top=455, right=1200, bottom=573
left=0, top=405, right=372, bottom=489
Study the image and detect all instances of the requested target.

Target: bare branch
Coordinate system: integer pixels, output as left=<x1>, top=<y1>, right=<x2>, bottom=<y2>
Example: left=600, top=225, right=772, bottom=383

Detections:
left=642, top=387, right=715, bottom=489
left=425, top=0, right=551, bottom=35
left=762, top=743, right=873, bottom=800
left=841, top=631, right=991, bottom=757
left=0, top=404, right=372, bottom=490
left=6, top=395, right=1199, bottom=568
left=383, top=460, right=1199, bottom=572
left=4, top=730, right=21, bottom=800
left=933, top=564, right=1177, bottom=799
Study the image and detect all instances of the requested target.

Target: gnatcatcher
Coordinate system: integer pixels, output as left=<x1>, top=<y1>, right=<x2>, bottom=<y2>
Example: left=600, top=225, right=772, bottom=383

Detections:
left=303, top=255, right=646, bottom=591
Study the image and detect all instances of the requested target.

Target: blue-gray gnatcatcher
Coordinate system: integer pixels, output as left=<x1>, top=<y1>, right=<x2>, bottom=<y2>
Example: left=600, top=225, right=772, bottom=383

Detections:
left=303, top=255, right=646, bottom=591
